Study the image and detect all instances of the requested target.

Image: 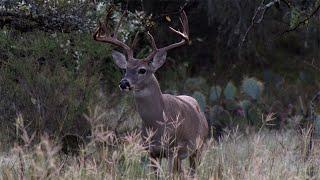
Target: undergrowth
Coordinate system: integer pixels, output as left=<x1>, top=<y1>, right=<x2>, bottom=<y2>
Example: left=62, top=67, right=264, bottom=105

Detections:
left=0, top=112, right=319, bottom=179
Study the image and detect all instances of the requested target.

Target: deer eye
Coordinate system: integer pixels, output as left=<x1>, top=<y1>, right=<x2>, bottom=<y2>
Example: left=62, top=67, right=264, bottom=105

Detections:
left=138, top=68, right=146, bottom=74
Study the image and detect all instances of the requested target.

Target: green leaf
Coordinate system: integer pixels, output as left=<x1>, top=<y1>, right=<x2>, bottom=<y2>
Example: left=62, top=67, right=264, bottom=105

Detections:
left=290, top=8, right=300, bottom=29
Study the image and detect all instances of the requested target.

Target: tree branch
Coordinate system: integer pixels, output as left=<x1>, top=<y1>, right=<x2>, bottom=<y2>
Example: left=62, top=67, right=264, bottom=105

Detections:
left=279, top=3, right=320, bottom=36
left=239, top=0, right=280, bottom=49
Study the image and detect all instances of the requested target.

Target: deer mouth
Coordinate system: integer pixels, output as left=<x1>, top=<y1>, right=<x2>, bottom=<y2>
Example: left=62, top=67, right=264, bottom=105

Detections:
left=119, top=86, right=131, bottom=92
left=119, top=79, right=133, bottom=92
left=119, top=84, right=135, bottom=92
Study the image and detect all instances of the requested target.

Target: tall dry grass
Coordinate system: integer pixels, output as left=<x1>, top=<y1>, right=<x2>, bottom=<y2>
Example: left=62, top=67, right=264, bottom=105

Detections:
left=1, top=112, right=320, bottom=179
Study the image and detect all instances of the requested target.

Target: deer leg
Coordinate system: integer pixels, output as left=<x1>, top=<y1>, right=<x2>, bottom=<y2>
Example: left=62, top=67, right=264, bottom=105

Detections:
left=189, top=153, right=198, bottom=177
left=173, top=156, right=183, bottom=177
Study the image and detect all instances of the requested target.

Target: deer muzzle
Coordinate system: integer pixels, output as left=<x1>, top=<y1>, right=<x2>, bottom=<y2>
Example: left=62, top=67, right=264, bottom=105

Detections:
left=119, top=79, right=132, bottom=91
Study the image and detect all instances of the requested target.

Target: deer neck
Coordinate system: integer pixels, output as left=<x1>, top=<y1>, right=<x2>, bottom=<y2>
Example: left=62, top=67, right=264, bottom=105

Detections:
left=133, top=74, right=164, bottom=127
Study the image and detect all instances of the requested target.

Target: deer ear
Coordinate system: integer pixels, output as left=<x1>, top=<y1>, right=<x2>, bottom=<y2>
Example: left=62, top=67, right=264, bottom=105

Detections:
left=112, top=50, right=127, bottom=69
left=150, top=51, right=167, bottom=71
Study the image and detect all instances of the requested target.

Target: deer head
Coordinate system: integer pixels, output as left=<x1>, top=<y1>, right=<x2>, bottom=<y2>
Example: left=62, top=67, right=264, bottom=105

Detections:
left=93, top=10, right=189, bottom=92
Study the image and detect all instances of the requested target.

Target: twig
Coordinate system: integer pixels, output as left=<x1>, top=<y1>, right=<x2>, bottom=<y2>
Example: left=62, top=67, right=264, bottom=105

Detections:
left=280, top=0, right=291, bottom=8
left=303, top=59, right=320, bottom=72
left=279, top=3, right=320, bottom=36
left=239, top=0, right=280, bottom=48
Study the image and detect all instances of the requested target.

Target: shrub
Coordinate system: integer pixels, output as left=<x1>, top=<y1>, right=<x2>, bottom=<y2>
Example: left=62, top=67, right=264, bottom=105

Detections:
left=0, top=29, right=119, bottom=143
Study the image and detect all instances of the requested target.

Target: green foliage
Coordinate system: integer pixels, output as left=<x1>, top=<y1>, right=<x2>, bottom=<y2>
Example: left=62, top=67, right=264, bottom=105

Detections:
left=240, top=100, right=251, bottom=118
left=1, top=0, right=320, bottom=149
left=209, top=86, right=222, bottom=103
left=0, top=29, right=121, bottom=141
left=224, top=100, right=240, bottom=111
left=241, top=77, right=264, bottom=100
left=160, top=63, right=188, bottom=92
left=192, top=91, right=206, bottom=112
left=247, top=106, right=263, bottom=126
left=299, top=71, right=315, bottom=84
left=290, top=8, right=301, bottom=29
left=1, top=0, right=98, bottom=32
left=208, top=105, right=232, bottom=127
left=185, top=77, right=207, bottom=92
left=223, top=81, right=237, bottom=100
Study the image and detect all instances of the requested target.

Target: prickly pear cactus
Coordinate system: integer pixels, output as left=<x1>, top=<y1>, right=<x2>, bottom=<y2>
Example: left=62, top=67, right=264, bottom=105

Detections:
left=241, top=77, right=264, bottom=100
left=192, top=91, right=206, bottom=112
left=209, top=85, right=222, bottom=103
left=223, top=81, right=237, bottom=100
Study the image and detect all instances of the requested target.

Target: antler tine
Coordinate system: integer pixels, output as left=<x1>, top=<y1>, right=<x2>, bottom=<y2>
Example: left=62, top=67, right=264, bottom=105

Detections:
left=158, top=10, right=189, bottom=52
left=147, top=31, right=158, bottom=50
left=93, top=9, right=133, bottom=60
left=144, top=10, right=190, bottom=62
left=171, top=10, right=189, bottom=36
left=182, top=10, right=189, bottom=36
left=144, top=32, right=158, bottom=61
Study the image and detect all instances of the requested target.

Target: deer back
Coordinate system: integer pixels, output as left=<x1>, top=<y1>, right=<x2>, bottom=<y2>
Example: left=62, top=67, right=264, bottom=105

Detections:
left=161, top=94, right=208, bottom=148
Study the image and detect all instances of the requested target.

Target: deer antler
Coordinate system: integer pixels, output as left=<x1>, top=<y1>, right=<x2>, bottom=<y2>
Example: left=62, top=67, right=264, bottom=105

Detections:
left=145, top=10, right=190, bottom=62
left=93, top=9, right=134, bottom=60
left=94, top=9, right=189, bottom=62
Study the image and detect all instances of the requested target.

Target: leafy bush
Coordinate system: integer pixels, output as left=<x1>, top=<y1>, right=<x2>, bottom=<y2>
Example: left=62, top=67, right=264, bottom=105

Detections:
left=0, top=29, right=120, bottom=142
left=185, top=77, right=207, bottom=92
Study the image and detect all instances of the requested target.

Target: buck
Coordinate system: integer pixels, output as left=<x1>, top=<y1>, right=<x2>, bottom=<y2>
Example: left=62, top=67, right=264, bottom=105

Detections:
left=93, top=10, right=208, bottom=176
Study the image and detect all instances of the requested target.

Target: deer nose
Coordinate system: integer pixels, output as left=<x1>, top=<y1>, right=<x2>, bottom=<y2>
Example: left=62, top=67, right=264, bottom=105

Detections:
left=119, top=79, right=131, bottom=91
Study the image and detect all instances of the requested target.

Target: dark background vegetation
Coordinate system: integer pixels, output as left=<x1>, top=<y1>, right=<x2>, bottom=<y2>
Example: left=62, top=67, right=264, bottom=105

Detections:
left=1, top=0, right=320, bottom=147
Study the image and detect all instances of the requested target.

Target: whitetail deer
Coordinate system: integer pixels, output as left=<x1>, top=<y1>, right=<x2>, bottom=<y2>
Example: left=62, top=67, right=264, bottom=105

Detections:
left=93, top=10, right=208, bottom=176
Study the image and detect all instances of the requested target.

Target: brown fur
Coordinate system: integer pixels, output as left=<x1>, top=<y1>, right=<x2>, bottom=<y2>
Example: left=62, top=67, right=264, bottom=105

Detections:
left=134, top=75, right=208, bottom=175
left=94, top=10, right=207, bottom=176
